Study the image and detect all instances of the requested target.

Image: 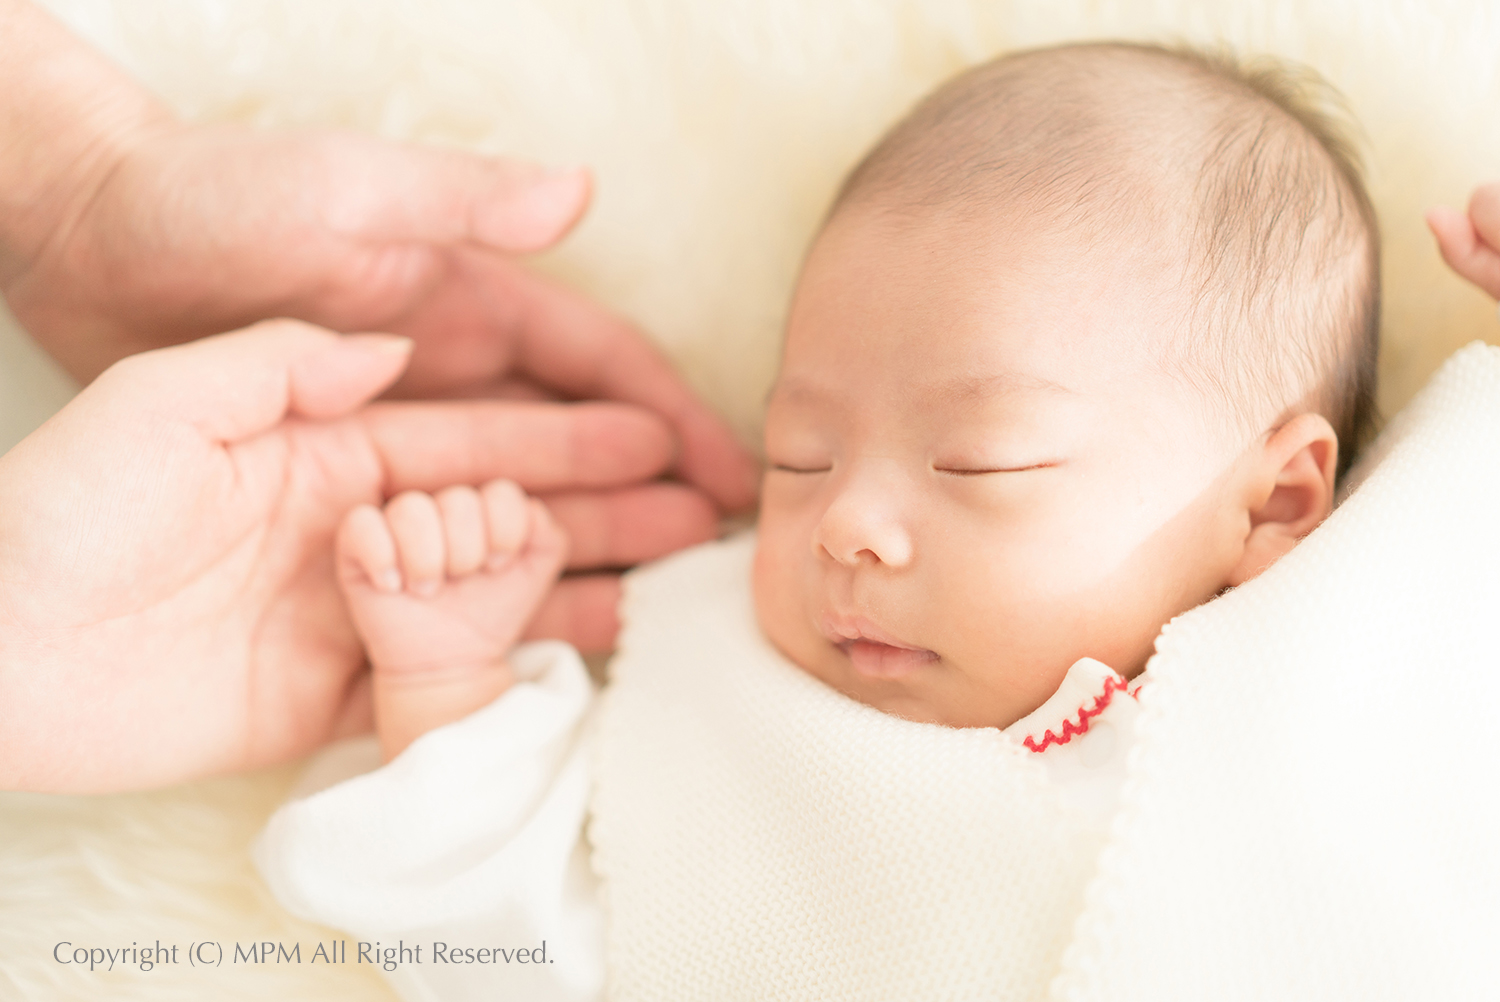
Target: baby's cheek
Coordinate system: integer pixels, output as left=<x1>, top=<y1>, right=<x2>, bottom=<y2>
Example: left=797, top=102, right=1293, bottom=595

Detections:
left=751, top=522, right=793, bottom=623
left=751, top=499, right=821, bottom=651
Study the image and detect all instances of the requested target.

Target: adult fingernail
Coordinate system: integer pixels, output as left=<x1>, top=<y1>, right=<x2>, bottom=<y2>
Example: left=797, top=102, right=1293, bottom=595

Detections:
left=477, top=169, right=589, bottom=250
left=524, top=171, right=588, bottom=215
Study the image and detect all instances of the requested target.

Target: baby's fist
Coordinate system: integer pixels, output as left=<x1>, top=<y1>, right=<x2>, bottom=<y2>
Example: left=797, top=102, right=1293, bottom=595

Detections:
left=338, top=479, right=567, bottom=671
left=1427, top=182, right=1500, bottom=300
left=336, top=480, right=568, bottom=758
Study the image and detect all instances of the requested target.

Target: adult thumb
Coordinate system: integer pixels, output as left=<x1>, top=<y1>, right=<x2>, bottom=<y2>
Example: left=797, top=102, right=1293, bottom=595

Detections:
left=95, top=320, right=412, bottom=444
left=319, top=134, right=592, bottom=254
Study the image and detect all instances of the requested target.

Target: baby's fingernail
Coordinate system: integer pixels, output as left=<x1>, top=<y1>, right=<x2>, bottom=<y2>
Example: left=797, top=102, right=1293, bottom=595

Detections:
left=486, top=552, right=515, bottom=571
left=377, top=569, right=402, bottom=593
left=412, top=578, right=442, bottom=598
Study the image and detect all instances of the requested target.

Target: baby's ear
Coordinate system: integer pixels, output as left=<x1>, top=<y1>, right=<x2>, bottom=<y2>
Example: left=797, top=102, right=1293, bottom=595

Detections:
left=1225, top=413, right=1338, bottom=587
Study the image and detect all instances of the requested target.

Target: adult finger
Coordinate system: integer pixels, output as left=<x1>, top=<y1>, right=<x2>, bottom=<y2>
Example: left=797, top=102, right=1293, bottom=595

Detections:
left=484, top=257, right=761, bottom=512
left=93, top=320, right=412, bottom=443
left=522, top=574, right=621, bottom=653
left=314, top=132, right=591, bottom=253
left=541, top=483, right=719, bottom=570
left=360, top=399, right=677, bottom=496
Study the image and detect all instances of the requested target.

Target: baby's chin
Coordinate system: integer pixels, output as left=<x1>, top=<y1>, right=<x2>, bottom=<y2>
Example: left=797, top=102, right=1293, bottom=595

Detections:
left=831, top=677, right=986, bottom=729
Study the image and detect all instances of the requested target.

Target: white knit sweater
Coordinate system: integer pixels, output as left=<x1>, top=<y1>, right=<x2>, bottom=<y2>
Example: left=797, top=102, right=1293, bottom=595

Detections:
left=256, top=546, right=1141, bottom=1002
left=593, top=534, right=1133, bottom=1001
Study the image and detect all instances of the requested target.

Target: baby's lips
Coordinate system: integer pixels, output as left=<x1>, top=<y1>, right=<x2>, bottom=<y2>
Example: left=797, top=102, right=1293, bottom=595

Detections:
left=842, top=638, right=941, bottom=679
left=819, top=611, right=928, bottom=653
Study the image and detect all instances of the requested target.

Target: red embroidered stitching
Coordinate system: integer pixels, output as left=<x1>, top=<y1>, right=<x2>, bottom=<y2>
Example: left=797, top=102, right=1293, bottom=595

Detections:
left=1023, top=675, right=1128, bottom=753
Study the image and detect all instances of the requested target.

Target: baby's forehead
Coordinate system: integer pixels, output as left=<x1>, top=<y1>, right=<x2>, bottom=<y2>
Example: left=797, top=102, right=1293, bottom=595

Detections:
left=788, top=204, right=1190, bottom=398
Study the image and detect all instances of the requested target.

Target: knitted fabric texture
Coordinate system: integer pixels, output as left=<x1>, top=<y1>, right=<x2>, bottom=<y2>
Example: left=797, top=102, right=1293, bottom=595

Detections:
left=1051, top=342, right=1500, bottom=1000
left=591, top=534, right=1107, bottom=1002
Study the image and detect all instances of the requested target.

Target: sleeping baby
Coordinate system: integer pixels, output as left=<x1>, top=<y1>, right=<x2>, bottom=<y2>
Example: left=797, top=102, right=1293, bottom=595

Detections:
left=256, top=42, right=1392, bottom=1001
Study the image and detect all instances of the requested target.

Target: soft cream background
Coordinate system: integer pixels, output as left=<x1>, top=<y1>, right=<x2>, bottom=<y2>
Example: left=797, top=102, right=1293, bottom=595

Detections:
left=0, top=0, right=1496, bottom=998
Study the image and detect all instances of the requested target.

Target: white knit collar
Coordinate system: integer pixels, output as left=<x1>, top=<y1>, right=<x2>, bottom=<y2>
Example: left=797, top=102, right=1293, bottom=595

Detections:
left=1003, top=657, right=1145, bottom=754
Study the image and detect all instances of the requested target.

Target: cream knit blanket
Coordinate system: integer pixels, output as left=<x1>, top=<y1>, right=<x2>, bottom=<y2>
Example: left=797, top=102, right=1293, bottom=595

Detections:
left=593, top=342, right=1500, bottom=1002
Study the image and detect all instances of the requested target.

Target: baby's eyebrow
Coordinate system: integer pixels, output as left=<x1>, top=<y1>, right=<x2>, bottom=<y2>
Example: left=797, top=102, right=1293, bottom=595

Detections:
left=939, top=372, right=1076, bottom=402
left=765, top=371, right=1074, bottom=408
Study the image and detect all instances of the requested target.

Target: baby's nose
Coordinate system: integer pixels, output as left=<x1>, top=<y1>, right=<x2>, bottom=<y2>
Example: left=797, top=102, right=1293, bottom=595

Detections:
left=812, top=473, right=914, bottom=569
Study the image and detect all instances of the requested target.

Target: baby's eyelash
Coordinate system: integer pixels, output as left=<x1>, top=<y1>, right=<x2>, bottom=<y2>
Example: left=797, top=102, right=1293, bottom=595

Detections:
left=934, top=462, right=1056, bottom=475
left=770, top=464, right=831, bottom=474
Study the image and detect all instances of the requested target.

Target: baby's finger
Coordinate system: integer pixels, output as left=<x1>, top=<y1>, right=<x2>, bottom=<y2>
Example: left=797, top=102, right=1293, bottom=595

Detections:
left=337, top=504, right=402, bottom=593
left=520, top=573, right=621, bottom=653
left=481, top=478, right=531, bottom=568
left=329, top=670, right=375, bottom=740
left=384, top=490, right=446, bottom=596
left=434, top=485, right=487, bottom=577
left=519, top=498, right=570, bottom=571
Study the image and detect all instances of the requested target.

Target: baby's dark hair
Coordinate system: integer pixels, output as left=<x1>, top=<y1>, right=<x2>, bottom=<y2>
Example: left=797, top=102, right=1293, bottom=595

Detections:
left=835, top=42, right=1380, bottom=478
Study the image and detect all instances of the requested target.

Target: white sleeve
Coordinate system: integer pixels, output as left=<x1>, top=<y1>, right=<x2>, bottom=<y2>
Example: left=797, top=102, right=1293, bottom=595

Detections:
left=253, top=640, right=604, bottom=1002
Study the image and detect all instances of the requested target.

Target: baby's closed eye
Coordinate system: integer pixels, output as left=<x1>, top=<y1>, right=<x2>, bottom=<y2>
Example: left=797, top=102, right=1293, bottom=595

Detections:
left=931, top=458, right=1060, bottom=475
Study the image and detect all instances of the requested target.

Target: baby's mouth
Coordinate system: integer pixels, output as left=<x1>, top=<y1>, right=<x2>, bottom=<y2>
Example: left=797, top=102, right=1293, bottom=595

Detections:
left=838, top=639, right=941, bottom=678
left=822, top=615, right=940, bottom=679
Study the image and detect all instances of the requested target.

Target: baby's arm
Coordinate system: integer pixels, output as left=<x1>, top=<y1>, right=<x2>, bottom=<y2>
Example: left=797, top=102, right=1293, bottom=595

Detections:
left=336, top=478, right=567, bottom=761
left=1427, top=183, right=1500, bottom=299
left=258, top=480, right=601, bottom=1000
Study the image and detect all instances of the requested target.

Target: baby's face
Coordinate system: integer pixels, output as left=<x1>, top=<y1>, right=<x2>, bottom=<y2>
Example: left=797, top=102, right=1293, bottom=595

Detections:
left=753, top=205, right=1253, bottom=729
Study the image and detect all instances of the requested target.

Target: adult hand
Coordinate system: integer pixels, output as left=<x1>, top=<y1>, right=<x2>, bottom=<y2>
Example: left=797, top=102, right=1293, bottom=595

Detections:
left=0, top=321, right=717, bottom=793
left=0, top=1, right=758, bottom=512
left=5, top=126, right=758, bottom=513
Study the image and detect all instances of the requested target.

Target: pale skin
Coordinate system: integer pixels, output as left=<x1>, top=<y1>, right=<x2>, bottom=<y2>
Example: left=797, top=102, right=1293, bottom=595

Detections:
left=0, top=0, right=759, bottom=792
left=752, top=205, right=1339, bottom=730
left=245, top=182, right=1500, bottom=756
left=339, top=480, right=569, bottom=761
left=0, top=1, right=762, bottom=516
left=0, top=321, right=717, bottom=791
left=354, top=201, right=1342, bottom=752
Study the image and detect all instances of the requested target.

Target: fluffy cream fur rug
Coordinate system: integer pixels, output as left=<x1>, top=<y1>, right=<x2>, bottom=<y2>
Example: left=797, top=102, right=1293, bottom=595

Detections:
left=1, top=0, right=1497, bottom=998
